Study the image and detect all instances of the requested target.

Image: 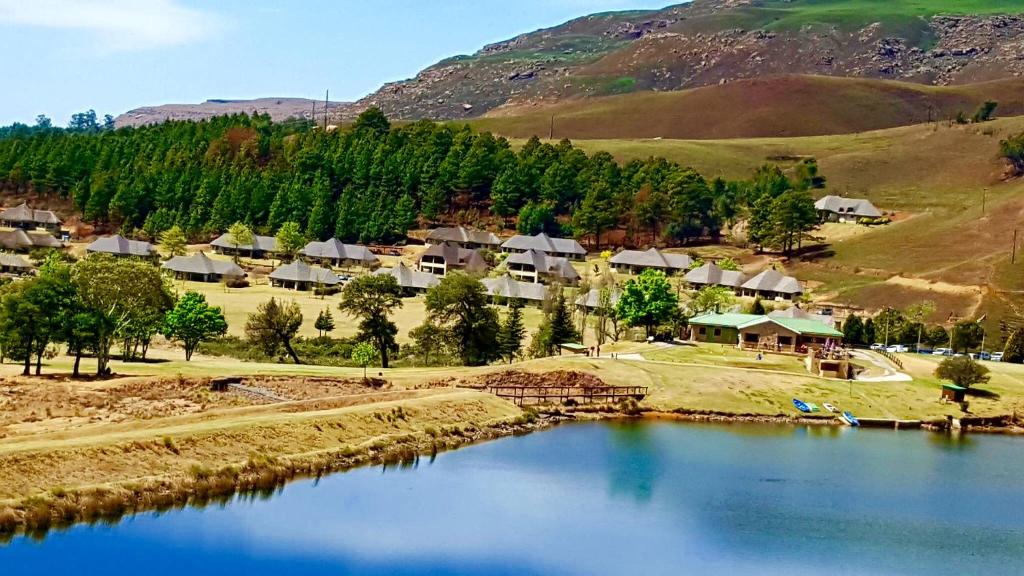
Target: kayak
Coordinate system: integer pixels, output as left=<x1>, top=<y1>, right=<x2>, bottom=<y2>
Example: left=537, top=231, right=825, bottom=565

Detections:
left=793, top=399, right=812, bottom=413
left=807, top=403, right=821, bottom=413
left=823, top=403, right=837, bottom=413
left=842, top=411, right=860, bottom=426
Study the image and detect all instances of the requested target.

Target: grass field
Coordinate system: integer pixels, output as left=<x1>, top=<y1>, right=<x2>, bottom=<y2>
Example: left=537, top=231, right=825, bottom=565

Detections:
left=476, top=76, right=1024, bottom=140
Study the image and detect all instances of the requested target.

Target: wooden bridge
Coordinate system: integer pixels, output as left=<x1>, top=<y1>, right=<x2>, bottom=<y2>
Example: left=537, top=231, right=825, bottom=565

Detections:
left=470, top=384, right=648, bottom=407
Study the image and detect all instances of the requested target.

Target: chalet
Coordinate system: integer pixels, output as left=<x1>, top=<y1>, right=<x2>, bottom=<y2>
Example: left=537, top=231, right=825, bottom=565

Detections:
left=0, top=253, right=33, bottom=275
left=609, top=248, right=692, bottom=275
left=0, top=228, right=63, bottom=252
left=425, top=226, right=501, bottom=250
left=86, top=234, right=156, bottom=258
left=210, top=233, right=278, bottom=258
left=689, top=313, right=842, bottom=353
left=575, top=287, right=622, bottom=311
left=162, top=252, right=245, bottom=282
left=374, top=262, right=439, bottom=294
left=269, top=260, right=340, bottom=291
left=814, top=195, right=882, bottom=223
left=300, top=238, right=379, bottom=268
left=0, top=203, right=61, bottom=234
left=482, top=274, right=548, bottom=305
left=769, top=306, right=837, bottom=329
left=505, top=249, right=580, bottom=285
left=684, top=262, right=746, bottom=291
left=417, top=244, right=488, bottom=276
left=500, top=232, right=586, bottom=260
left=740, top=269, right=803, bottom=301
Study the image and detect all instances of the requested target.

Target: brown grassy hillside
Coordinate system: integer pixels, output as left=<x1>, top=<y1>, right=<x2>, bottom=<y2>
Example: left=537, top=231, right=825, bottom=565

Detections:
left=473, top=75, right=1024, bottom=139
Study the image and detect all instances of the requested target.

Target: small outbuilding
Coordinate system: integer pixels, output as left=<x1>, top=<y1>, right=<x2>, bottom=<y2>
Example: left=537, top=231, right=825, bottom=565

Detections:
left=941, top=384, right=967, bottom=403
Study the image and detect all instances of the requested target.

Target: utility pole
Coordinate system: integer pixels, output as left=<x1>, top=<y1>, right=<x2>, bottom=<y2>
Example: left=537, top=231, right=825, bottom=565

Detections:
left=324, top=90, right=329, bottom=131
left=549, top=114, right=554, bottom=140
left=311, top=100, right=316, bottom=126
left=982, top=187, right=987, bottom=215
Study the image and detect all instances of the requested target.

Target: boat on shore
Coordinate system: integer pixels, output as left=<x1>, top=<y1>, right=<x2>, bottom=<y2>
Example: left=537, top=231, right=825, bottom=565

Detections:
left=842, top=411, right=860, bottom=426
left=823, top=403, right=837, bottom=413
left=793, top=399, right=812, bottom=413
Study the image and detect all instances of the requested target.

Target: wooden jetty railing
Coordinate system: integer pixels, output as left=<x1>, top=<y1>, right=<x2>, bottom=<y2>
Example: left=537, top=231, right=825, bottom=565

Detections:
left=468, top=385, right=648, bottom=407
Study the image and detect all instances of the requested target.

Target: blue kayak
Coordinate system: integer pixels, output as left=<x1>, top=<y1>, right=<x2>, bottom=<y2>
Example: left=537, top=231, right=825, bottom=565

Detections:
left=842, top=411, right=860, bottom=426
left=792, top=399, right=812, bottom=413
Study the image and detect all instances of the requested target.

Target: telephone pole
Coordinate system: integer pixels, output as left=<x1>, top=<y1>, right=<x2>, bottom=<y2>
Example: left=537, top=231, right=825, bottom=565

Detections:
left=324, top=90, right=329, bottom=131
left=549, top=114, right=554, bottom=140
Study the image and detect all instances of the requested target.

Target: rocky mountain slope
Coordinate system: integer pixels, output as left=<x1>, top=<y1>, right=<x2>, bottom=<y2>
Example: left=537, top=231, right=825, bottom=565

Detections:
left=355, top=0, right=1024, bottom=120
left=115, top=98, right=348, bottom=128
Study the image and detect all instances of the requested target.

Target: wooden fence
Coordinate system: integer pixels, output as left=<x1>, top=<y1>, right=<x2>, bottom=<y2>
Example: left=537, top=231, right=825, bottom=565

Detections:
left=469, top=385, right=648, bottom=407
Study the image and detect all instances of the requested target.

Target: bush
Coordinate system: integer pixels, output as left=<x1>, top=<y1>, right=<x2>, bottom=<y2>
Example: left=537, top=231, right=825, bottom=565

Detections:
left=313, top=285, right=342, bottom=296
left=935, top=356, right=990, bottom=388
left=225, top=278, right=250, bottom=288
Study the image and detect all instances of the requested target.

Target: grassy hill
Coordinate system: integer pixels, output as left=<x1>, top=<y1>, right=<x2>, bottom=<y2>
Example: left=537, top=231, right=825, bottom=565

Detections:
left=528, top=115, right=1024, bottom=334
left=472, top=75, right=1024, bottom=139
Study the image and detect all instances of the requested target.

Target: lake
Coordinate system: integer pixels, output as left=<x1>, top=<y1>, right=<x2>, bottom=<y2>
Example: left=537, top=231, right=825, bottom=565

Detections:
left=2, top=421, right=1023, bottom=575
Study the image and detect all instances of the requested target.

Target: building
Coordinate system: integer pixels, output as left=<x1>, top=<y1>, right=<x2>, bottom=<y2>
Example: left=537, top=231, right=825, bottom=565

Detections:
left=684, top=262, right=746, bottom=291
left=506, top=249, right=580, bottom=285
left=814, top=195, right=882, bottom=223
left=769, top=306, right=837, bottom=329
left=0, top=228, right=63, bottom=252
left=482, top=274, right=548, bottom=305
left=210, top=233, right=278, bottom=258
left=162, top=252, right=245, bottom=283
left=0, top=253, right=33, bottom=275
left=575, top=287, right=622, bottom=311
left=500, top=232, right=586, bottom=260
left=740, top=269, right=803, bottom=301
left=269, top=260, right=340, bottom=290
left=300, top=238, right=379, bottom=268
left=86, top=234, right=156, bottom=258
left=374, top=262, right=439, bottom=294
left=417, top=244, right=488, bottom=276
left=425, top=226, right=501, bottom=250
left=609, top=248, right=692, bottom=275
left=689, top=313, right=843, bottom=353
left=0, top=203, right=61, bottom=234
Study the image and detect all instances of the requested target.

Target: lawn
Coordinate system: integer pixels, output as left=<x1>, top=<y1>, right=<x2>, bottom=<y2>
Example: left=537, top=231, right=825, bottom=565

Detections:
left=641, top=342, right=809, bottom=375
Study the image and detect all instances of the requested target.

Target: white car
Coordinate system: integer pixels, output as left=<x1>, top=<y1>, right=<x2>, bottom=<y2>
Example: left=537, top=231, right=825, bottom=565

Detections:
left=992, top=352, right=1004, bottom=362
left=932, top=348, right=952, bottom=356
left=885, top=345, right=909, bottom=353
left=869, top=343, right=885, bottom=351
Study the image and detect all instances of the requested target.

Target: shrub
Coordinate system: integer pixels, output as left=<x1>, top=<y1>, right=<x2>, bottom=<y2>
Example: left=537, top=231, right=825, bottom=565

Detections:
left=935, top=356, right=990, bottom=388
left=225, top=278, right=250, bottom=288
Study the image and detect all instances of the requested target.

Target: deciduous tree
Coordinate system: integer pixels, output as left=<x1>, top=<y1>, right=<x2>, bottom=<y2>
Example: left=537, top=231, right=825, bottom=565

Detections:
left=425, top=273, right=500, bottom=366
left=163, top=291, right=228, bottom=360
left=339, top=275, right=403, bottom=368
left=935, top=356, right=990, bottom=389
left=245, top=297, right=303, bottom=363
left=617, top=269, right=679, bottom=338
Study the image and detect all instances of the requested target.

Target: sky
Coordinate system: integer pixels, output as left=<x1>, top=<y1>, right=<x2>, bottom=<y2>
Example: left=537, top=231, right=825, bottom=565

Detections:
left=0, top=0, right=669, bottom=126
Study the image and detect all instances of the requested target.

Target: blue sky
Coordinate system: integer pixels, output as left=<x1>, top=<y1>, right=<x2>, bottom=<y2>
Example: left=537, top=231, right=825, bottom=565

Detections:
left=0, top=0, right=668, bottom=126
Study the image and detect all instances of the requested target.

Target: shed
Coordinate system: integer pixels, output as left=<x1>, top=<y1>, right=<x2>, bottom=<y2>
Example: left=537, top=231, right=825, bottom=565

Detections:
left=941, top=384, right=967, bottom=403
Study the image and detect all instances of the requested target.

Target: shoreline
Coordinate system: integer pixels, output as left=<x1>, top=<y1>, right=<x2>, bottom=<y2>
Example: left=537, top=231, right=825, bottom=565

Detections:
left=2, top=402, right=1022, bottom=541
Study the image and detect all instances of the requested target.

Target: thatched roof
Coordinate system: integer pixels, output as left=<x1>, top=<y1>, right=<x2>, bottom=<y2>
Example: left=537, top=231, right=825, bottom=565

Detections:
left=425, top=226, right=500, bottom=247
left=0, top=203, right=60, bottom=225
left=609, top=247, right=691, bottom=271
left=0, top=253, right=33, bottom=270
left=301, top=238, right=378, bottom=264
left=210, top=233, right=278, bottom=253
left=162, top=252, right=244, bottom=277
left=740, top=269, right=803, bottom=295
left=575, top=287, right=622, bottom=309
left=482, top=274, right=548, bottom=302
left=269, top=260, right=340, bottom=285
left=684, top=262, right=746, bottom=288
left=814, top=195, right=882, bottom=218
left=506, top=249, right=580, bottom=282
left=419, top=243, right=488, bottom=273
left=374, top=262, right=439, bottom=290
left=501, top=232, right=585, bottom=256
left=87, top=234, right=155, bottom=257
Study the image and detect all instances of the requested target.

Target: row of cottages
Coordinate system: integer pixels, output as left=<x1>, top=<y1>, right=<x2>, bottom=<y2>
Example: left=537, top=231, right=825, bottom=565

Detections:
left=162, top=252, right=244, bottom=282
left=814, top=195, right=882, bottom=223
left=689, top=311, right=843, bottom=353
left=211, top=233, right=278, bottom=259
left=0, top=203, right=62, bottom=235
left=684, top=263, right=803, bottom=301
left=482, top=274, right=548, bottom=306
left=425, top=226, right=501, bottom=250
left=506, top=249, right=580, bottom=285
left=86, top=234, right=156, bottom=258
left=374, top=262, right=439, bottom=295
left=417, top=243, right=488, bottom=277
left=0, top=228, right=63, bottom=252
left=300, top=239, right=379, bottom=268
left=500, top=232, right=586, bottom=261
left=269, top=260, right=341, bottom=291
left=0, top=253, right=34, bottom=275
left=609, top=248, right=692, bottom=275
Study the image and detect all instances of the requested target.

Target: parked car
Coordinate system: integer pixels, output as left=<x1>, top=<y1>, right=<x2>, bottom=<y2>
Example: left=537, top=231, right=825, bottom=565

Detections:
left=992, top=352, right=1004, bottom=362
left=870, top=343, right=885, bottom=351
left=886, top=344, right=909, bottom=353
left=970, top=352, right=992, bottom=361
left=917, top=348, right=934, bottom=355
left=932, top=348, right=952, bottom=356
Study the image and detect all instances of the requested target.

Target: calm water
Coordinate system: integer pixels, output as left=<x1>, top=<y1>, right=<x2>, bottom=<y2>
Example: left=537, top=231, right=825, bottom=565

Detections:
left=3, top=421, right=1023, bottom=575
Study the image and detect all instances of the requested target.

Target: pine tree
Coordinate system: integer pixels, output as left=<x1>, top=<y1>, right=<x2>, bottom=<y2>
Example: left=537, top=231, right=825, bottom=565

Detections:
left=314, top=309, right=335, bottom=338
left=497, top=299, right=526, bottom=364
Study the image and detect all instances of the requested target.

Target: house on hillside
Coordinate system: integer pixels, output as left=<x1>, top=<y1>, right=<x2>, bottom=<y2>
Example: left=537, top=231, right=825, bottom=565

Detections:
left=739, top=269, right=803, bottom=301
left=0, top=253, right=34, bottom=275
left=684, top=262, right=746, bottom=291
left=374, top=262, right=440, bottom=294
left=482, top=274, right=548, bottom=306
left=86, top=234, right=156, bottom=258
left=211, top=233, right=278, bottom=259
left=609, top=247, right=692, bottom=275
left=162, top=252, right=245, bottom=283
left=0, top=228, right=63, bottom=252
left=425, top=226, right=501, bottom=250
left=769, top=306, right=837, bottom=329
left=417, top=244, right=488, bottom=276
left=300, top=238, right=379, bottom=268
left=269, top=260, right=340, bottom=291
left=500, top=232, right=586, bottom=260
left=0, top=203, right=61, bottom=235
left=814, top=195, right=882, bottom=223
left=505, top=249, right=580, bottom=285
left=689, top=312, right=842, bottom=353
left=575, top=287, right=622, bottom=311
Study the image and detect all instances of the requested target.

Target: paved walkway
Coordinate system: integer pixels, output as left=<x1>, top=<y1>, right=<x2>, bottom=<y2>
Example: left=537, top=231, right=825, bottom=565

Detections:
left=850, top=350, right=913, bottom=382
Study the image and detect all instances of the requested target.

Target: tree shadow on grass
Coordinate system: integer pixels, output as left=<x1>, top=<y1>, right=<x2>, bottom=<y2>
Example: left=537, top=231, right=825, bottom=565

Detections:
left=966, top=387, right=1000, bottom=400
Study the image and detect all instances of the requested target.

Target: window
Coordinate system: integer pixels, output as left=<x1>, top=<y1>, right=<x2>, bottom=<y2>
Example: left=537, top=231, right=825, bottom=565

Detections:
left=713, top=328, right=722, bottom=337
left=744, top=333, right=759, bottom=343
left=698, top=327, right=706, bottom=335
left=778, top=336, right=793, bottom=346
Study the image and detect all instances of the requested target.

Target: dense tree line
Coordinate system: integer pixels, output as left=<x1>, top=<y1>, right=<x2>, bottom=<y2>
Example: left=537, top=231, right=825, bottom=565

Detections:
left=0, top=108, right=823, bottom=248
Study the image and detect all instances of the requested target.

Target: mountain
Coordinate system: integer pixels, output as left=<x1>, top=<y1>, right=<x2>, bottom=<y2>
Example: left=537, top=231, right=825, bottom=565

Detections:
left=114, top=97, right=349, bottom=128
left=356, top=0, right=1024, bottom=120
